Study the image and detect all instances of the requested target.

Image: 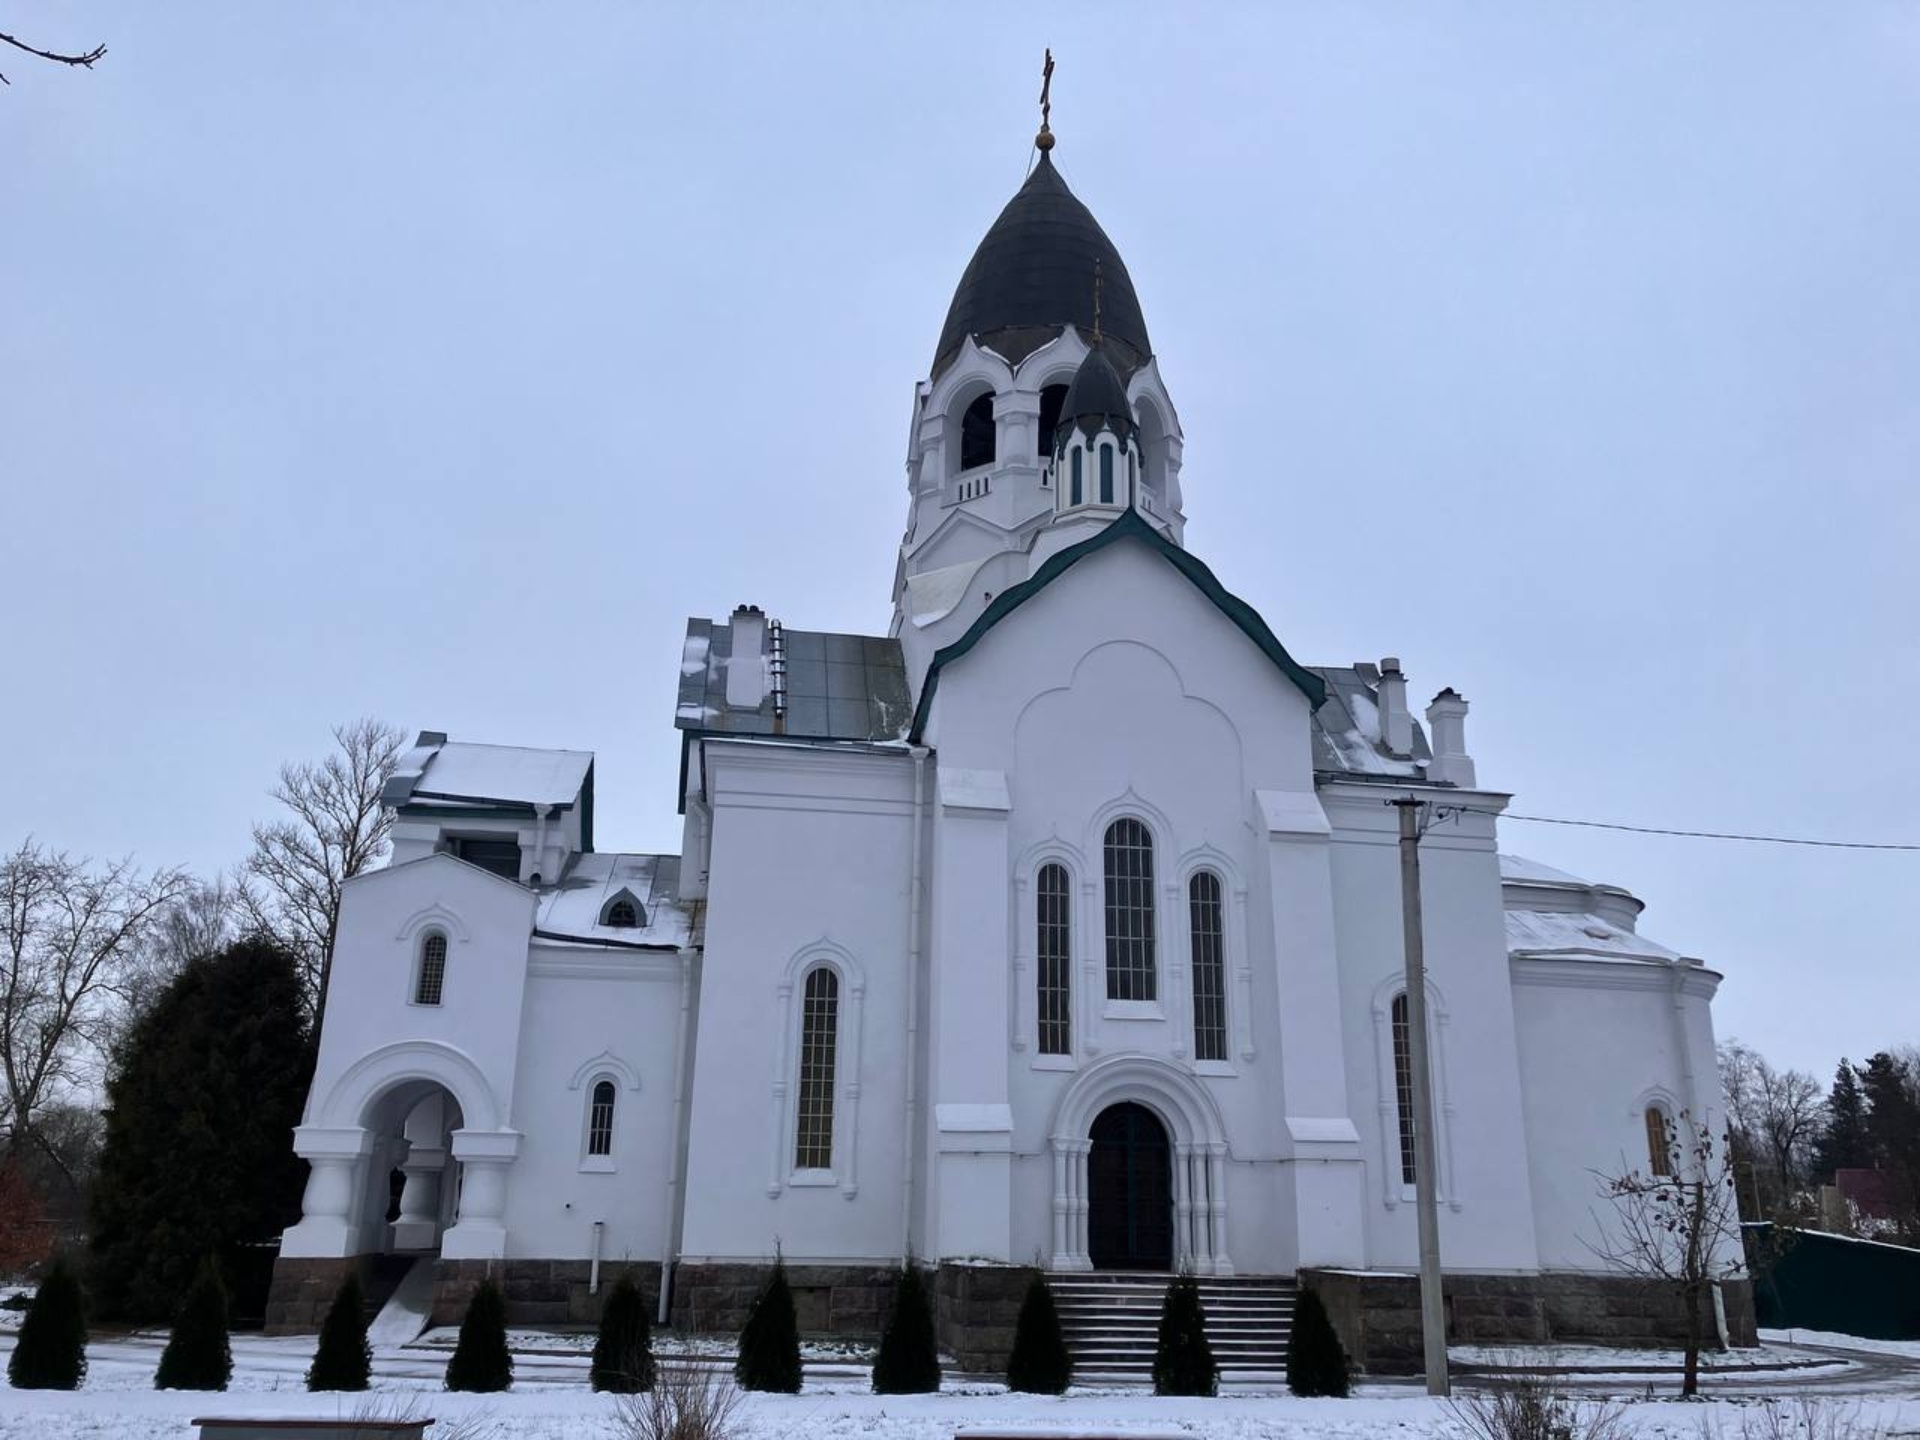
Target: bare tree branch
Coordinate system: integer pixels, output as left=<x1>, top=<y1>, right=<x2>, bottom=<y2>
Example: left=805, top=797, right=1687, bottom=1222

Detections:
left=0, top=30, right=107, bottom=85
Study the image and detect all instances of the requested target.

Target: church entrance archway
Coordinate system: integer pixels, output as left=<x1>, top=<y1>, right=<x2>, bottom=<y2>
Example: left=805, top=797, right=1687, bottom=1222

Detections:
left=1087, top=1102, right=1173, bottom=1271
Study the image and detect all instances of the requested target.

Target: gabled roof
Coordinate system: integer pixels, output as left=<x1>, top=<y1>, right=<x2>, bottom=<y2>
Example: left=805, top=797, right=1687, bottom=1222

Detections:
left=907, top=509, right=1326, bottom=742
left=384, top=734, right=593, bottom=810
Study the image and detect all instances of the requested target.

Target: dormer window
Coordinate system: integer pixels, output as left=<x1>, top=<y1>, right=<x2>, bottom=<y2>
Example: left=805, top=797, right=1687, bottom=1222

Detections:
left=960, top=392, right=996, bottom=470
left=599, top=889, right=646, bottom=929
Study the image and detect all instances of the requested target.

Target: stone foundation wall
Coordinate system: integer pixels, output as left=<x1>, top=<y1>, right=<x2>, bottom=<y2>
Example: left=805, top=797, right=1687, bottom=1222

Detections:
left=430, top=1259, right=662, bottom=1329
left=1302, top=1269, right=1760, bottom=1374
left=668, top=1261, right=901, bottom=1337
left=933, top=1263, right=1034, bottom=1374
left=264, top=1257, right=367, bottom=1334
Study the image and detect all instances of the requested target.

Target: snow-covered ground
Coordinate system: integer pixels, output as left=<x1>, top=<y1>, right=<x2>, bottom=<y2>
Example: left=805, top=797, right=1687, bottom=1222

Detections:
left=0, top=1328, right=1914, bottom=1440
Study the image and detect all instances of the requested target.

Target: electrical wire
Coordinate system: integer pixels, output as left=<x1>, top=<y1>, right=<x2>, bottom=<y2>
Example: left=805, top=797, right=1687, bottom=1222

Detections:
left=1465, top=809, right=1920, bottom=852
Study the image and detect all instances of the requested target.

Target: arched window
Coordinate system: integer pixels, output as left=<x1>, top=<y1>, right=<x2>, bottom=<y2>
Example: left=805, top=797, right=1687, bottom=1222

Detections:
left=415, top=932, right=447, bottom=1007
left=602, top=896, right=641, bottom=928
left=1069, top=446, right=1083, bottom=506
left=960, top=392, right=996, bottom=471
left=1099, top=444, right=1115, bottom=504
left=1103, top=818, right=1156, bottom=1002
left=1391, top=993, right=1417, bottom=1184
left=794, top=967, right=839, bottom=1170
left=1189, top=871, right=1227, bottom=1062
left=1036, top=383, right=1069, bottom=454
left=1645, top=1106, right=1675, bottom=1177
left=587, top=1079, right=617, bottom=1157
left=1037, top=863, right=1072, bottom=1055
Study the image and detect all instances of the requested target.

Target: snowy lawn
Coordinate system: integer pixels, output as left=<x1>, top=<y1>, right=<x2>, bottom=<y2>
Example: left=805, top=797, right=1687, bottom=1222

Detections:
left=0, top=1329, right=1914, bottom=1440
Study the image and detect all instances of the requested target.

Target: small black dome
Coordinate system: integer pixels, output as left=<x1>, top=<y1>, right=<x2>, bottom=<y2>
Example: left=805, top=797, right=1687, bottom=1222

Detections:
left=1056, top=346, right=1134, bottom=448
left=933, top=154, right=1152, bottom=379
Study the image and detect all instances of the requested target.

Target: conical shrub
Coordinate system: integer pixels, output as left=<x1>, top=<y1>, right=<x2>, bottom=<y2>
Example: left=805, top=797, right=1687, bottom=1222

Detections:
left=1004, top=1270, right=1070, bottom=1395
left=590, top=1272, right=655, bottom=1394
left=305, top=1271, right=372, bottom=1392
left=871, top=1263, right=939, bottom=1395
left=154, top=1257, right=232, bottom=1391
left=1285, top=1286, right=1351, bottom=1397
left=1151, top=1272, right=1216, bottom=1397
left=6, top=1256, right=88, bottom=1390
left=733, top=1254, right=801, bottom=1393
left=444, top=1277, right=512, bottom=1393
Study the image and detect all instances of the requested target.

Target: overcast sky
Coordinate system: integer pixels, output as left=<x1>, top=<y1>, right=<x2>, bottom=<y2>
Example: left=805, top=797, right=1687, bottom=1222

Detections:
left=4, top=4, right=1916, bottom=1081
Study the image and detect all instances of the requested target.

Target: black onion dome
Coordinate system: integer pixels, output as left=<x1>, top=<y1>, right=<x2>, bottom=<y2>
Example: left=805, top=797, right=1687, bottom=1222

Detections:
left=933, top=153, right=1152, bottom=379
left=1056, top=346, right=1134, bottom=448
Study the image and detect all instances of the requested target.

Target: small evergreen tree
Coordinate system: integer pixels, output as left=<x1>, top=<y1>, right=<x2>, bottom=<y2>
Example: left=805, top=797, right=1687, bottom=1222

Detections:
left=1004, top=1270, right=1070, bottom=1395
left=590, top=1272, right=655, bottom=1394
left=444, top=1277, right=512, bottom=1393
left=1814, top=1060, right=1871, bottom=1180
left=871, top=1262, right=939, bottom=1395
left=1152, top=1272, right=1216, bottom=1398
left=733, top=1254, right=802, bottom=1393
left=1284, top=1287, right=1350, bottom=1398
left=305, top=1271, right=371, bottom=1392
left=7, top=1256, right=88, bottom=1390
left=153, top=1257, right=232, bottom=1391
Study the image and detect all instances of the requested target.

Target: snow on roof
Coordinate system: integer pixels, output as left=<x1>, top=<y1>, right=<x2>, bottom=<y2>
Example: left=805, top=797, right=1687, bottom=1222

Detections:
left=1499, top=853, right=1590, bottom=887
left=407, top=741, right=593, bottom=808
left=1505, top=907, right=1681, bottom=964
left=1308, top=666, right=1428, bottom=778
left=536, top=852, right=693, bottom=950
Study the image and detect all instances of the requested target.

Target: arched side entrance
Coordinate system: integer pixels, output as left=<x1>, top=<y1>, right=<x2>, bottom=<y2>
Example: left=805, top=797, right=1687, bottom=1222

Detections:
left=1048, top=1054, right=1233, bottom=1275
left=1088, top=1103, right=1172, bottom=1270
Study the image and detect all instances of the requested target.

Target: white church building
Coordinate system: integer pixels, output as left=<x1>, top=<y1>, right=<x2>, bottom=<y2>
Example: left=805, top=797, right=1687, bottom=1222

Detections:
left=268, top=121, right=1752, bottom=1371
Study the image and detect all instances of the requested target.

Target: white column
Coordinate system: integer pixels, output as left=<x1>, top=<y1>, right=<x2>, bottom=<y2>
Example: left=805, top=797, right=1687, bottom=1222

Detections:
left=1172, top=1142, right=1194, bottom=1270
left=279, top=1126, right=373, bottom=1259
left=441, top=1129, right=520, bottom=1260
left=1067, top=1140, right=1092, bottom=1270
left=391, top=1145, right=447, bottom=1252
left=1049, top=1144, right=1070, bottom=1268
left=1206, top=1145, right=1233, bottom=1275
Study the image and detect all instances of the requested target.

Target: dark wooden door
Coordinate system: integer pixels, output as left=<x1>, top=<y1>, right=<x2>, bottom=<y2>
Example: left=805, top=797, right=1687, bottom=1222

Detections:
left=1087, top=1102, right=1173, bottom=1271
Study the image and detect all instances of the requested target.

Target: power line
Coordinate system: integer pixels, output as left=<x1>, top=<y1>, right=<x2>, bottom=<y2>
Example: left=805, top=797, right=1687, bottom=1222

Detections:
left=1493, top=812, right=1920, bottom=852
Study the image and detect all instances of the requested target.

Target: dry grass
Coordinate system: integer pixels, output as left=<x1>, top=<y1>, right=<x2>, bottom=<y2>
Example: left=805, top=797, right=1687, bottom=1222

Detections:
left=615, top=1360, right=747, bottom=1440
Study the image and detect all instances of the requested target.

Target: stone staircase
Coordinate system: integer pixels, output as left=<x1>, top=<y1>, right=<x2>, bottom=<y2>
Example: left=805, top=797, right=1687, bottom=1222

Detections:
left=1049, top=1272, right=1296, bottom=1383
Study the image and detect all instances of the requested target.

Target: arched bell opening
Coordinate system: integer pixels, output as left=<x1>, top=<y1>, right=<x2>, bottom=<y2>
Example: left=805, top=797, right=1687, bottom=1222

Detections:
left=357, top=1080, right=465, bottom=1256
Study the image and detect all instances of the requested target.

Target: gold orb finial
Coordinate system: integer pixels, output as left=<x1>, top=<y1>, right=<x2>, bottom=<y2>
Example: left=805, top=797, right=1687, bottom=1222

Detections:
left=1036, top=124, right=1055, bottom=153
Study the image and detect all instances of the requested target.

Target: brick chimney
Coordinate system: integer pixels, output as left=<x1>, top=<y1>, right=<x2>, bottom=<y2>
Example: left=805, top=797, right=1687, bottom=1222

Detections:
left=1377, top=657, right=1412, bottom=757
left=726, top=605, right=767, bottom=709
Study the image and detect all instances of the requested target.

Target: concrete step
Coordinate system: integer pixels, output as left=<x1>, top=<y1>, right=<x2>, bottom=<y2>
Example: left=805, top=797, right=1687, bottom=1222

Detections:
left=1045, top=1271, right=1296, bottom=1379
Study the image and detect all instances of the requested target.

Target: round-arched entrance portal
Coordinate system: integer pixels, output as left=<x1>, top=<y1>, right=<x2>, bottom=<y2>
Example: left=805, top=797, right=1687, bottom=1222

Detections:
left=1087, top=1102, right=1173, bottom=1271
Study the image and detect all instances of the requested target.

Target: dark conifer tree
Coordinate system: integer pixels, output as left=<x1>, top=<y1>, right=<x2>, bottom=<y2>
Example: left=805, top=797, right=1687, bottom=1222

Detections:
left=305, top=1271, right=371, bottom=1391
left=590, top=1272, right=655, bottom=1394
left=871, top=1262, right=939, bottom=1395
left=6, top=1256, right=88, bottom=1390
left=153, top=1257, right=232, bottom=1391
left=1284, top=1287, right=1350, bottom=1398
left=90, top=938, right=312, bottom=1322
left=733, top=1254, right=802, bottom=1393
left=1004, top=1270, right=1071, bottom=1395
left=1815, top=1060, right=1871, bottom=1180
left=1151, top=1272, right=1216, bottom=1398
left=444, top=1277, right=512, bottom=1393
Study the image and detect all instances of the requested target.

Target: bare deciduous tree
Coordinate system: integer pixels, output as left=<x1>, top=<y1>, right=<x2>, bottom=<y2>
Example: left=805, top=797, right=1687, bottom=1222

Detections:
left=1719, top=1039, right=1823, bottom=1218
left=245, top=718, right=405, bottom=1016
left=0, top=840, right=190, bottom=1178
left=0, top=29, right=106, bottom=86
left=1587, top=1115, right=1746, bottom=1397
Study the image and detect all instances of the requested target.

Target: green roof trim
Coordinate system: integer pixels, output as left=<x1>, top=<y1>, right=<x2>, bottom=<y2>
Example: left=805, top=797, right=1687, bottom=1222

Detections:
left=907, top=508, right=1326, bottom=743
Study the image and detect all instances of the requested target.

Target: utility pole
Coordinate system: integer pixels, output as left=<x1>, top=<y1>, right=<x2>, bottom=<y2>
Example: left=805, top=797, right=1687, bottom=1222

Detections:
left=1394, top=797, right=1450, bottom=1397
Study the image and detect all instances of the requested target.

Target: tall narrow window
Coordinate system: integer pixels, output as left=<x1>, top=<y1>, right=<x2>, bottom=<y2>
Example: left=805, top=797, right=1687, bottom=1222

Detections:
left=1070, top=447, right=1083, bottom=506
left=1037, top=864, right=1072, bottom=1055
left=1189, top=871, right=1227, bottom=1062
left=1391, top=992, right=1417, bottom=1184
left=1645, top=1106, right=1674, bottom=1177
left=587, top=1080, right=617, bottom=1157
left=794, top=967, right=839, bottom=1170
left=1103, top=818, right=1156, bottom=1001
left=1099, top=444, right=1115, bottom=503
left=415, top=933, right=447, bottom=1006
left=1036, top=383, right=1069, bottom=454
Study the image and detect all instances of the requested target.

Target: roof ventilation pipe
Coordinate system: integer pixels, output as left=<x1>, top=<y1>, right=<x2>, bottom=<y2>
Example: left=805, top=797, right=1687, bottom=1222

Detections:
left=1377, top=657, right=1413, bottom=758
left=1426, top=689, right=1477, bottom=788
left=726, top=605, right=768, bottom=710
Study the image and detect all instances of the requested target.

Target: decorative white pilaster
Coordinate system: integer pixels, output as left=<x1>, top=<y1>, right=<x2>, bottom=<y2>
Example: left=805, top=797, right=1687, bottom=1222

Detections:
left=440, top=1128, right=520, bottom=1261
left=1205, top=1145, right=1232, bottom=1275
left=1078, top=879, right=1102, bottom=1055
left=1172, top=1141, right=1195, bottom=1268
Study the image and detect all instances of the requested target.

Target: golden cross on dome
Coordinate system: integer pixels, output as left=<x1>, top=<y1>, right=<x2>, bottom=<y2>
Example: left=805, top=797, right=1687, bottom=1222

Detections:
left=1036, top=49, right=1056, bottom=152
